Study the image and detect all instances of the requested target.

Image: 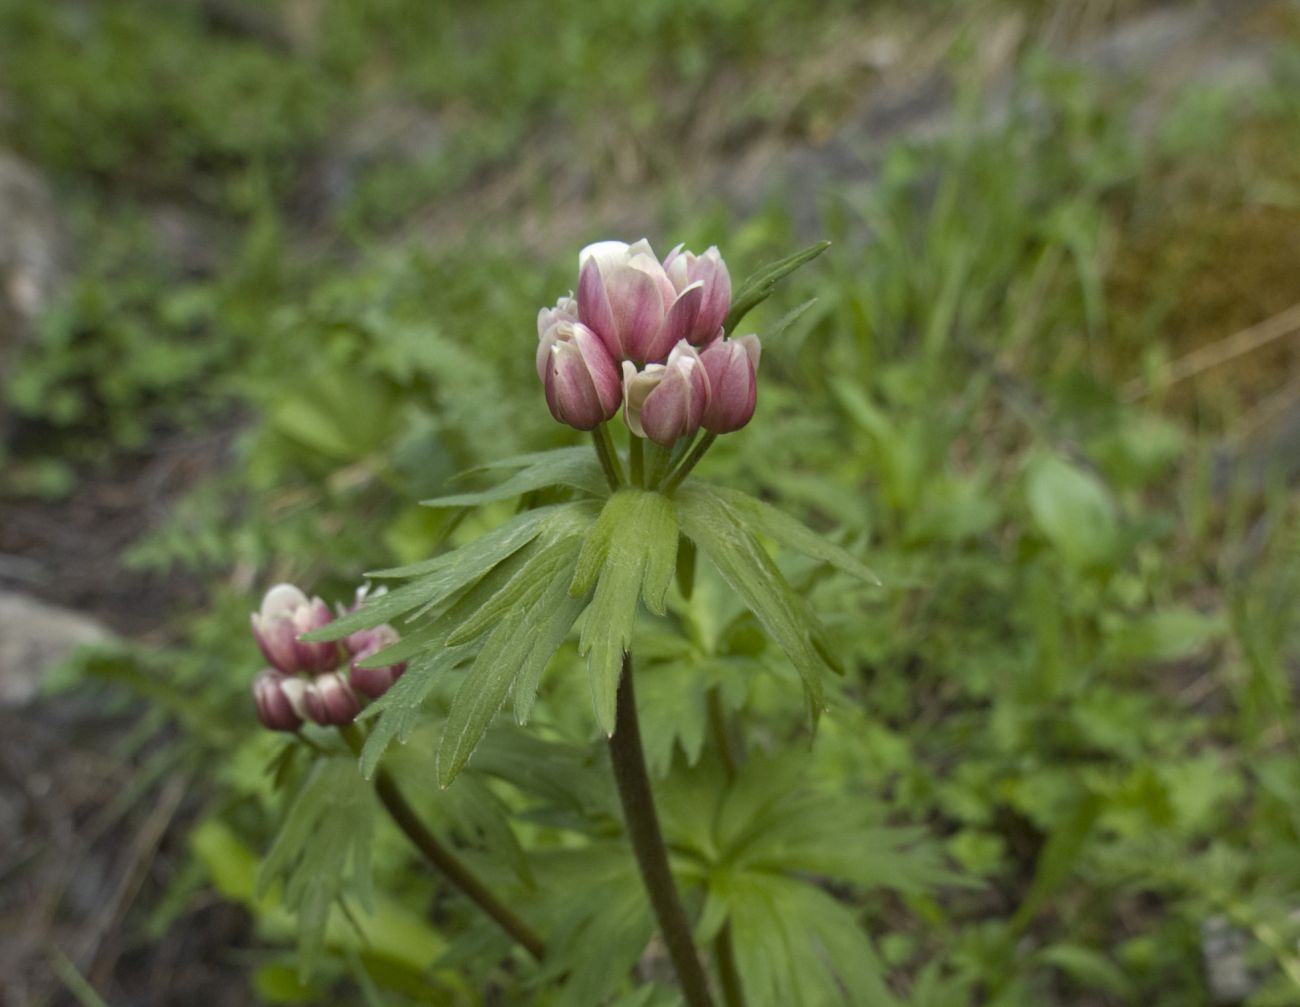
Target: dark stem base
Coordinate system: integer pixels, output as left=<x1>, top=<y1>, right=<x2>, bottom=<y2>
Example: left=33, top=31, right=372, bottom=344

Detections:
left=608, top=654, right=716, bottom=1007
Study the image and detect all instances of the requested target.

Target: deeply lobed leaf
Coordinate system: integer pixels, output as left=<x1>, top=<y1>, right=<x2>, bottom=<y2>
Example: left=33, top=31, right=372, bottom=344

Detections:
left=675, top=484, right=831, bottom=723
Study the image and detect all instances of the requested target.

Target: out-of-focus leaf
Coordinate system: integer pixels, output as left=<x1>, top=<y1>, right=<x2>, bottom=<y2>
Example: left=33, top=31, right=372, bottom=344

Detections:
left=1025, top=451, right=1118, bottom=570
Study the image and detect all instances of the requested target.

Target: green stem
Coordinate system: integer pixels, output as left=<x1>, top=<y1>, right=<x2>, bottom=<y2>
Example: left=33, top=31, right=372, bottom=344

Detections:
left=608, top=655, right=716, bottom=1007
left=713, top=923, right=747, bottom=1007
left=629, top=436, right=645, bottom=487
left=591, top=425, right=624, bottom=490
left=662, top=433, right=717, bottom=494
left=339, top=726, right=545, bottom=961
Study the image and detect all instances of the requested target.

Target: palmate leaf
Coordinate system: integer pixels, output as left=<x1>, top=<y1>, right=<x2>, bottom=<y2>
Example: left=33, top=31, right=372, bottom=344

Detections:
left=711, top=871, right=898, bottom=1007
left=675, top=483, right=831, bottom=722
left=724, top=240, right=830, bottom=334
left=529, top=846, right=657, bottom=1007
left=570, top=490, right=679, bottom=735
left=257, top=756, right=377, bottom=979
left=469, top=726, right=619, bottom=823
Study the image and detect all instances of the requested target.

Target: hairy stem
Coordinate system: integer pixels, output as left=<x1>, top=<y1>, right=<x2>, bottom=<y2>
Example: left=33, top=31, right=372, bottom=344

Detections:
left=592, top=425, right=625, bottom=490
left=339, top=726, right=545, bottom=961
left=662, top=433, right=717, bottom=493
left=608, top=655, right=717, bottom=1007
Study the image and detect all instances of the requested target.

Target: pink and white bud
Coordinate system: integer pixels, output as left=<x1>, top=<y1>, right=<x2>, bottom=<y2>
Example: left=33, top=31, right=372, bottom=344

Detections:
left=622, top=341, right=712, bottom=446
left=542, top=320, right=622, bottom=430
left=699, top=334, right=761, bottom=434
left=536, top=295, right=579, bottom=381
left=663, top=245, right=731, bottom=347
left=251, top=584, right=339, bottom=675
left=347, top=623, right=406, bottom=699
left=253, top=669, right=307, bottom=732
left=303, top=671, right=361, bottom=727
left=577, top=239, right=704, bottom=364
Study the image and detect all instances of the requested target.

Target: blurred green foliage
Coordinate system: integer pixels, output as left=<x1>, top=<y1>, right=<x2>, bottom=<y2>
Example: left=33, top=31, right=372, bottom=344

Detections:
left=8, top=0, right=1300, bottom=1005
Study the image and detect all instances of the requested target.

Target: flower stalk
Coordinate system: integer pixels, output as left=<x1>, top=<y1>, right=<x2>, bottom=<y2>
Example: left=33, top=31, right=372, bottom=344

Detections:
left=338, top=725, right=546, bottom=962
left=607, top=654, right=716, bottom=1007
left=662, top=433, right=717, bottom=494
left=591, top=425, right=624, bottom=490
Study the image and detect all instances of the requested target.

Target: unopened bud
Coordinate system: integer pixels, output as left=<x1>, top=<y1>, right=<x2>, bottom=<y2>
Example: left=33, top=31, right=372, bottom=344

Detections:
left=303, top=671, right=360, bottom=727
left=251, top=583, right=339, bottom=675
left=663, top=244, right=731, bottom=347
left=577, top=239, right=704, bottom=364
left=699, top=334, right=760, bottom=434
left=622, top=341, right=711, bottom=446
left=253, top=669, right=307, bottom=732
left=541, top=321, right=622, bottom=430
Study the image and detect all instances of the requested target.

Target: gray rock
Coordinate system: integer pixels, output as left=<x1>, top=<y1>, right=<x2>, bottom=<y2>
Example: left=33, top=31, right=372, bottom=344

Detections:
left=0, top=591, right=112, bottom=706
left=0, top=151, right=67, bottom=424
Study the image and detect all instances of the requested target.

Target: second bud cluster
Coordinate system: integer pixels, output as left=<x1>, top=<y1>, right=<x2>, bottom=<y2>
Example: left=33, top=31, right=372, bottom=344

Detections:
left=250, top=583, right=405, bottom=733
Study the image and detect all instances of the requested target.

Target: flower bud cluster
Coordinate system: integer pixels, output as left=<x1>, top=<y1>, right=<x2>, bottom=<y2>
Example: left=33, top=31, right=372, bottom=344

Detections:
left=537, top=239, right=760, bottom=444
left=249, top=583, right=406, bottom=732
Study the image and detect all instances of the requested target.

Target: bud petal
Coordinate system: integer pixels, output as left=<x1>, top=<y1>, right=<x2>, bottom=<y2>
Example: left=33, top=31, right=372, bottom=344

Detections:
left=643, top=281, right=703, bottom=364
left=699, top=334, right=760, bottom=434
left=543, top=321, right=622, bottom=430
left=664, top=245, right=731, bottom=346
left=252, top=583, right=340, bottom=675
left=537, top=296, right=578, bottom=382
left=303, top=672, right=360, bottom=727
left=578, top=238, right=677, bottom=361
left=253, top=668, right=306, bottom=732
left=624, top=341, right=711, bottom=445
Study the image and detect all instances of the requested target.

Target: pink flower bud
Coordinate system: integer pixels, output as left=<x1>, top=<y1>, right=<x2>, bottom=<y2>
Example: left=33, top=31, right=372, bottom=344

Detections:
left=699, top=334, right=761, bottom=434
left=541, top=320, right=623, bottom=430
left=663, top=245, right=731, bottom=347
left=303, top=671, right=361, bottom=727
left=347, top=623, right=406, bottom=699
left=622, top=341, right=711, bottom=446
left=577, top=239, right=704, bottom=364
left=251, top=584, right=339, bottom=675
left=253, top=668, right=307, bottom=732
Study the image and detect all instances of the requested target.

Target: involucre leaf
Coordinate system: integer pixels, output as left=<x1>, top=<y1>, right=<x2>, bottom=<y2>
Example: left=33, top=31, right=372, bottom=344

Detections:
left=304, top=505, right=577, bottom=642
left=675, top=484, right=830, bottom=723
left=707, top=484, right=880, bottom=584
left=356, top=646, right=471, bottom=779
left=724, top=240, right=830, bottom=334
left=572, top=491, right=678, bottom=734
left=421, top=448, right=608, bottom=508
left=436, top=538, right=590, bottom=785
